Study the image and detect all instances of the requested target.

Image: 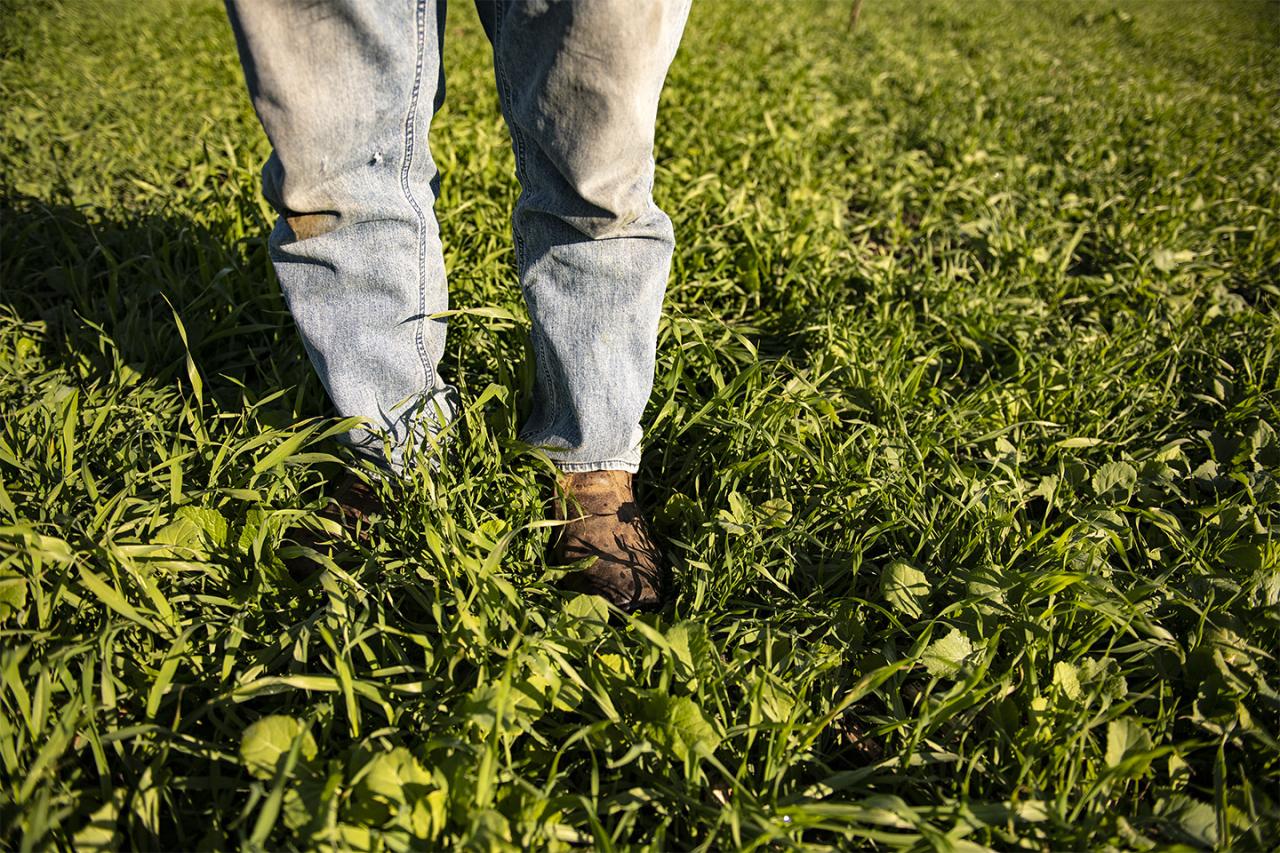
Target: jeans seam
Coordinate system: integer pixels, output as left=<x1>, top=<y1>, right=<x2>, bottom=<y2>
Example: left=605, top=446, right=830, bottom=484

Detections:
left=493, top=8, right=562, bottom=435
left=400, top=0, right=435, bottom=393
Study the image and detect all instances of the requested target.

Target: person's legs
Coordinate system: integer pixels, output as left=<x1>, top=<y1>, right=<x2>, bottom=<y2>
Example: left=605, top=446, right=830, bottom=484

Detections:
left=475, top=0, right=689, bottom=610
left=225, top=0, right=455, bottom=474
left=476, top=0, right=690, bottom=473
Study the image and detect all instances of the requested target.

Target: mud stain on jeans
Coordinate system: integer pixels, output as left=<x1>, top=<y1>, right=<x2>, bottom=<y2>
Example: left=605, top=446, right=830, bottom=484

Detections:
left=286, top=212, right=339, bottom=241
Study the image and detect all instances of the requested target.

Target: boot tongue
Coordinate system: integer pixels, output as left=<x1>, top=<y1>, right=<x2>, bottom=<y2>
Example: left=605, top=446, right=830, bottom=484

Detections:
left=562, top=471, right=632, bottom=516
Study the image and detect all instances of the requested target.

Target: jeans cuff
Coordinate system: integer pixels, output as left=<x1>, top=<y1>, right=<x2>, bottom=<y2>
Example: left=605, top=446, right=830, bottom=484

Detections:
left=553, top=459, right=641, bottom=474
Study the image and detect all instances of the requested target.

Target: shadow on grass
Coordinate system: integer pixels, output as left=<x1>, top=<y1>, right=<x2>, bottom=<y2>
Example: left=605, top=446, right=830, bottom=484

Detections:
left=0, top=195, right=324, bottom=419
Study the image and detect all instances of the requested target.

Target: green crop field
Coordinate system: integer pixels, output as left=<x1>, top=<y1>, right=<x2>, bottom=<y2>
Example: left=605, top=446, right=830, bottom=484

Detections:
left=2, top=0, right=1278, bottom=848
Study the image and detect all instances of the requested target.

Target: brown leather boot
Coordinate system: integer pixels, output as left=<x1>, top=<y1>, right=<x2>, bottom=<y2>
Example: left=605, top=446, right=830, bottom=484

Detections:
left=320, top=474, right=383, bottom=541
left=551, top=470, right=667, bottom=612
left=284, top=474, right=383, bottom=573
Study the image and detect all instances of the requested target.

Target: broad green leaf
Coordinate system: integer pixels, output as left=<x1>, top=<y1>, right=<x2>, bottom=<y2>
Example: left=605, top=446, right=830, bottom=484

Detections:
left=1157, top=794, right=1217, bottom=847
left=236, top=507, right=266, bottom=554
left=921, top=629, right=972, bottom=678
left=176, top=506, right=228, bottom=547
left=637, top=691, right=722, bottom=764
left=1091, top=461, right=1137, bottom=498
left=1105, top=718, right=1154, bottom=774
left=248, top=722, right=313, bottom=848
left=666, top=621, right=714, bottom=682
left=337, top=824, right=374, bottom=850
left=759, top=497, right=793, bottom=528
left=1080, top=658, right=1129, bottom=705
left=240, top=716, right=317, bottom=780
left=880, top=560, right=929, bottom=619
left=717, top=491, right=750, bottom=535
left=1030, top=474, right=1059, bottom=504
left=462, top=680, right=541, bottom=734
left=152, top=516, right=206, bottom=557
left=350, top=748, right=434, bottom=838
left=756, top=673, right=796, bottom=723
left=665, top=694, right=722, bottom=761
left=466, top=809, right=514, bottom=848
left=357, top=747, right=431, bottom=802
left=658, top=492, right=704, bottom=528
left=152, top=506, right=228, bottom=557
left=1053, top=661, right=1082, bottom=701
left=0, top=572, right=27, bottom=620
left=557, top=593, right=610, bottom=640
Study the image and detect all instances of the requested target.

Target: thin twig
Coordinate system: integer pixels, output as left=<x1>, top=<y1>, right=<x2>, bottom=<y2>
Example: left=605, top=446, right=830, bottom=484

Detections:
left=849, top=0, right=864, bottom=33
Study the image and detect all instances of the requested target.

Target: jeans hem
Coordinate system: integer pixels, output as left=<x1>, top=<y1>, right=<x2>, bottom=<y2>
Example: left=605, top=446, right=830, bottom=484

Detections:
left=553, top=459, right=640, bottom=474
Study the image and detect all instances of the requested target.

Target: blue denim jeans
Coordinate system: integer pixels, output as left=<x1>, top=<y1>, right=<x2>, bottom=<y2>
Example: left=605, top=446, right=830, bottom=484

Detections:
left=225, top=0, right=689, bottom=473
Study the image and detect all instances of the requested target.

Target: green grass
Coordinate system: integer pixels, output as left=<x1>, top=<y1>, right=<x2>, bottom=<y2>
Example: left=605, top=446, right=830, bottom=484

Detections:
left=3, top=0, right=1279, bottom=848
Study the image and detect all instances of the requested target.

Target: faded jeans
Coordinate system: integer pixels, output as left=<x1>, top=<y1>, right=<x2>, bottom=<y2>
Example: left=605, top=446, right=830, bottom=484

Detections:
left=225, top=0, right=689, bottom=473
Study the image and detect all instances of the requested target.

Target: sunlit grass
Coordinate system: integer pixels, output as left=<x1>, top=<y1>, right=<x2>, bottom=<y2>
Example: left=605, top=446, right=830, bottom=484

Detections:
left=2, top=0, right=1278, bottom=848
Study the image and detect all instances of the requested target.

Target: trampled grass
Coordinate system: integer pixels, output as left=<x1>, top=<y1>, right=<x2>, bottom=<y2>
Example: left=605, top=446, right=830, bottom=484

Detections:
left=2, top=0, right=1278, bottom=848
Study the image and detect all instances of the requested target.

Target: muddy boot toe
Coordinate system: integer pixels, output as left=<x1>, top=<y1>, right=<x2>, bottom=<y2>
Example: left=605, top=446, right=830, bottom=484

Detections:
left=550, top=470, right=668, bottom=612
